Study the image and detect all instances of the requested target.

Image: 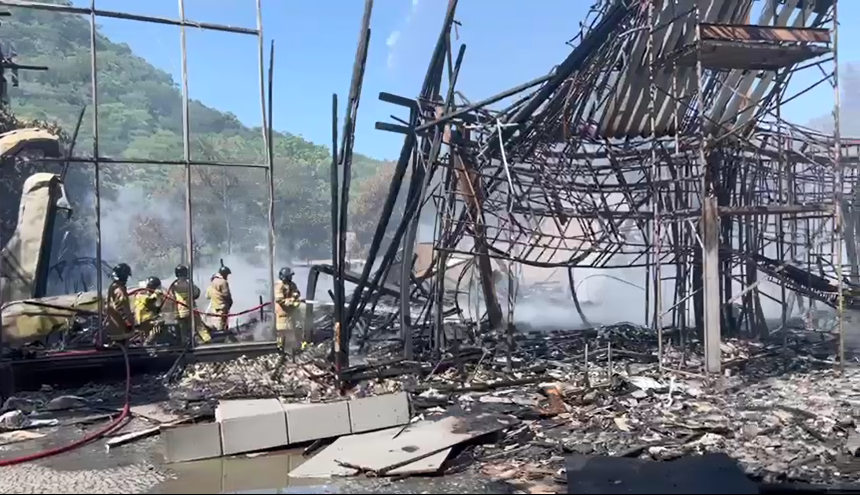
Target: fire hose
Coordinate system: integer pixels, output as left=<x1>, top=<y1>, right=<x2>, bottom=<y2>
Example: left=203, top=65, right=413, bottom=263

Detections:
left=0, top=344, right=132, bottom=467
left=0, top=297, right=333, bottom=466
left=129, top=287, right=271, bottom=319
left=130, top=287, right=336, bottom=319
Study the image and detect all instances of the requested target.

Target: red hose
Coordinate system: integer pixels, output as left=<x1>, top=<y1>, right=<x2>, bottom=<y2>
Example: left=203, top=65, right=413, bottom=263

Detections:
left=0, top=344, right=132, bottom=467
left=129, top=287, right=271, bottom=318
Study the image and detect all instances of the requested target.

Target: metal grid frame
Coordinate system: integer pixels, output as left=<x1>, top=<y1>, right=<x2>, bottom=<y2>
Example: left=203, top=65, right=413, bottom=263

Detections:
left=0, top=0, right=277, bottom=347
left=351, top=0, right=845, bottom=375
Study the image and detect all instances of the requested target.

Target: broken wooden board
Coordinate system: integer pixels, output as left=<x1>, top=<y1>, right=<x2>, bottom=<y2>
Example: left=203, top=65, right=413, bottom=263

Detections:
left=0, top=429, right=45, bottom=446
left=105, top=415, right=200, bottom=451
left=290, top=411, right=517, bottom=477
left=130, top=404, right=182, bottom=424
left=388, top=449, right=452, bottom=476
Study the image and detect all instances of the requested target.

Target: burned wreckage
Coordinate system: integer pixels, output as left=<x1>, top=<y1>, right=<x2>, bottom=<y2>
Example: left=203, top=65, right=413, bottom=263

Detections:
left=320, top=0, right=854, bottom=377
left=306, top=0, right=860, bottom=489
left=1, top=0, right=860, bottom=492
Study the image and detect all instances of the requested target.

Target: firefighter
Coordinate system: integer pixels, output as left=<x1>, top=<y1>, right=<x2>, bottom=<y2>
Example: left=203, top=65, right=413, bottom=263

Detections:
left=104, top=262, right=134, bottom=343
left=274, top=267, right=302, bottom=351
left=168, top=264, right=209, bottom=344
left=136, top=276, right=164, bottom=345
left=206, top=263, right=233, bottom=332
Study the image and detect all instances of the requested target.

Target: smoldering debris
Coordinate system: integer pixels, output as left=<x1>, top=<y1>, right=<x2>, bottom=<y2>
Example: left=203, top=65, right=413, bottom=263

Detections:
left=3, top=305, right=860, bottom=491
left=159, top=322, right=860, bottom=487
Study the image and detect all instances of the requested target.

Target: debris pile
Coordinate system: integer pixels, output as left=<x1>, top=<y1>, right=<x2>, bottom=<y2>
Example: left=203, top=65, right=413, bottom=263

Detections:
left=159, top=321, right=860, bottom=488
left=2, top=320, right=859, bottom=490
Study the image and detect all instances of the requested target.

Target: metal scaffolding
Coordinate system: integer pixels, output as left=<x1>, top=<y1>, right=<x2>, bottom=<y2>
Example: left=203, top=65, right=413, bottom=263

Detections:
left=0, top=0, right=277, bottom=348
left=352, top=0, right=846, bottom=375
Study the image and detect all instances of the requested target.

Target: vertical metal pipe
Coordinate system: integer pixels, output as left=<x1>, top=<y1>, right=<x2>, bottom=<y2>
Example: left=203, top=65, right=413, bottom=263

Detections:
left=329, top=94, right=340, bottom=358
left=833, top=0, right=844, bottom=374
left=648, top=0, right=662, bottom=373
left=607, top=342, right=612, bottom=381
left=256, top=0, right=276, bottom=340
left=178, top=0, right=195, bottom=347
left=583, top=342, right=590, bottom=389
left=776, top=7, right=787, bottom=346
left=401, top=143, right=420, bottom=359
left=89, top=0, right=104, bottom=345
left=672, top=0, right=687, bottom=359
left=266, top=40, right=275, bottom=339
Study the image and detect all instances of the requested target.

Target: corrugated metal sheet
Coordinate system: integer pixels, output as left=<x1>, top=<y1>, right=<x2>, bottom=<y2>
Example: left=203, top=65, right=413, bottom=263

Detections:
left=595, top=0, right=742, bottom=138
left=712, top=0, right=825, bottom=132
left=584, top=0, right=829, bottom=139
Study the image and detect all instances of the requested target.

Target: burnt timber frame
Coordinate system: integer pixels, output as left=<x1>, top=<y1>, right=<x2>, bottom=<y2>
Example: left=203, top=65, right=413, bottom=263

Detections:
left=360, top=0, right=847, bottom=376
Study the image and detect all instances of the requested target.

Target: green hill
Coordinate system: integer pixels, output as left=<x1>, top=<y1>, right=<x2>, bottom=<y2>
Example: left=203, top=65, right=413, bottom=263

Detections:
left=0, top=1, right=394, bottom=272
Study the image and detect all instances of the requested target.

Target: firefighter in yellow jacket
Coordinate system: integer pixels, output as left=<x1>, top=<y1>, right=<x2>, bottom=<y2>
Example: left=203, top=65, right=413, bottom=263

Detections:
left=104, top=263, right=134, bottom=343
left=135, top=276, right=164, bottom=345
left=168, top=264, right=210, bottom=344
left=275, top=267, right=301, bottom=351
left=206, top=264, right=233, bottom=332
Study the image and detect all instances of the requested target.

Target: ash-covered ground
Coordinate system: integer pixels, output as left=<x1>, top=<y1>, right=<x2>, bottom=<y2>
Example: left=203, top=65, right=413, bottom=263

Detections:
left=1, top=322, right=860, bottom=493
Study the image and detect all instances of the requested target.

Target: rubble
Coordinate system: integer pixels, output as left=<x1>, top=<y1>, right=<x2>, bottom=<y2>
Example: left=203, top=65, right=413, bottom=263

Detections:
left=0, top=410, right=26, bottom=431
left=1, top=320, right=858, bottom=490
left=45, top=395, right=87, bottom=411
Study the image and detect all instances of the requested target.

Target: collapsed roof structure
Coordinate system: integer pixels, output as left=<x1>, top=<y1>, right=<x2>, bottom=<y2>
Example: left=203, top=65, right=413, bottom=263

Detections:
left=326, top=0, right=852, bottom=376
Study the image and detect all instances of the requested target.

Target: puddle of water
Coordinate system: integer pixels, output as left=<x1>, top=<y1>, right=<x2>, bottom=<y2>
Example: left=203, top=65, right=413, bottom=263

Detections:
left=228, top=488, right=335, bottom=494
left=154, top=449, right=327, bottom=494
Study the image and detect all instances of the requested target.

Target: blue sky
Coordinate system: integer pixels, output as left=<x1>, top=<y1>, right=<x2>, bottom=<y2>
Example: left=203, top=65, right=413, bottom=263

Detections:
left=80, top=0, right=859, bottom=161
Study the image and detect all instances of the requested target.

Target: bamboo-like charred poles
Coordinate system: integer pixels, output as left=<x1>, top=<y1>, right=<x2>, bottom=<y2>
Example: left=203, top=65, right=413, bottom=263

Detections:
left=344, top=0, right=458, bottom=335
left=401, top=42, right=466, bottom=359
left=329, top=93, right=340, bottom=361
left=330, top=0, right=373, bottom=374
left=88, top=0, right=103, bottom=345
left=263, top=32, right=276, bottom=348
left=833, top=0, right=844, bottom=374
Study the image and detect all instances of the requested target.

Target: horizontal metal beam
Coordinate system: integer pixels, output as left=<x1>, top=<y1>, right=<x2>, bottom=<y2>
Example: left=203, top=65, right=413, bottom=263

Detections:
left=4, top=62, right=49, bottom=71
left=510, top=203, right=833, bottom=221
left=0, top=0, right=258, bottom=35
left=700, top=23, right=831, bottom=43
left=415, top=73, right=552, bottom=132
left=42, top=156, right=270, bottom=170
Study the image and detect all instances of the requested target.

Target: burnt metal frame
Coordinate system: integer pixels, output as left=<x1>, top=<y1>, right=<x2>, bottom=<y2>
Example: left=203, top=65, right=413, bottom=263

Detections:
left=356, top=0, right=845, bottom=375
left=0, top=0, right=278, bottom=349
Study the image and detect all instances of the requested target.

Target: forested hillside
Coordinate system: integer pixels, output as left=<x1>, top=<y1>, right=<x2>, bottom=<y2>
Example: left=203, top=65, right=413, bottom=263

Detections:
left=0, top=1, right=394, bottom=276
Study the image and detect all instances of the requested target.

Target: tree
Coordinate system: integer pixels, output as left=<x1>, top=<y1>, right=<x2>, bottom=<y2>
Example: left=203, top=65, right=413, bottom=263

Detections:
left=0, top=1, right=396, bottom=277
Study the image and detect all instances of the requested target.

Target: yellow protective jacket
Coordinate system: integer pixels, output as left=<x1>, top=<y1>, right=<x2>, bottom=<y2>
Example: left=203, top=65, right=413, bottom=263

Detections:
left=274, top=280, right=301, bottom=329
left=105, top=281, right=133, bottom=337
left=134, top=288, right=163, bottom=325
left=168, top=278, right=200, bottom=318
left=206, top=274, right=232, bottom=313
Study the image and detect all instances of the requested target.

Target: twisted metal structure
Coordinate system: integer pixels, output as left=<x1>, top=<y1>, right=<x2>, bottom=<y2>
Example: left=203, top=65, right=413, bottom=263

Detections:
left=348, top=0, right=847, bottom=374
